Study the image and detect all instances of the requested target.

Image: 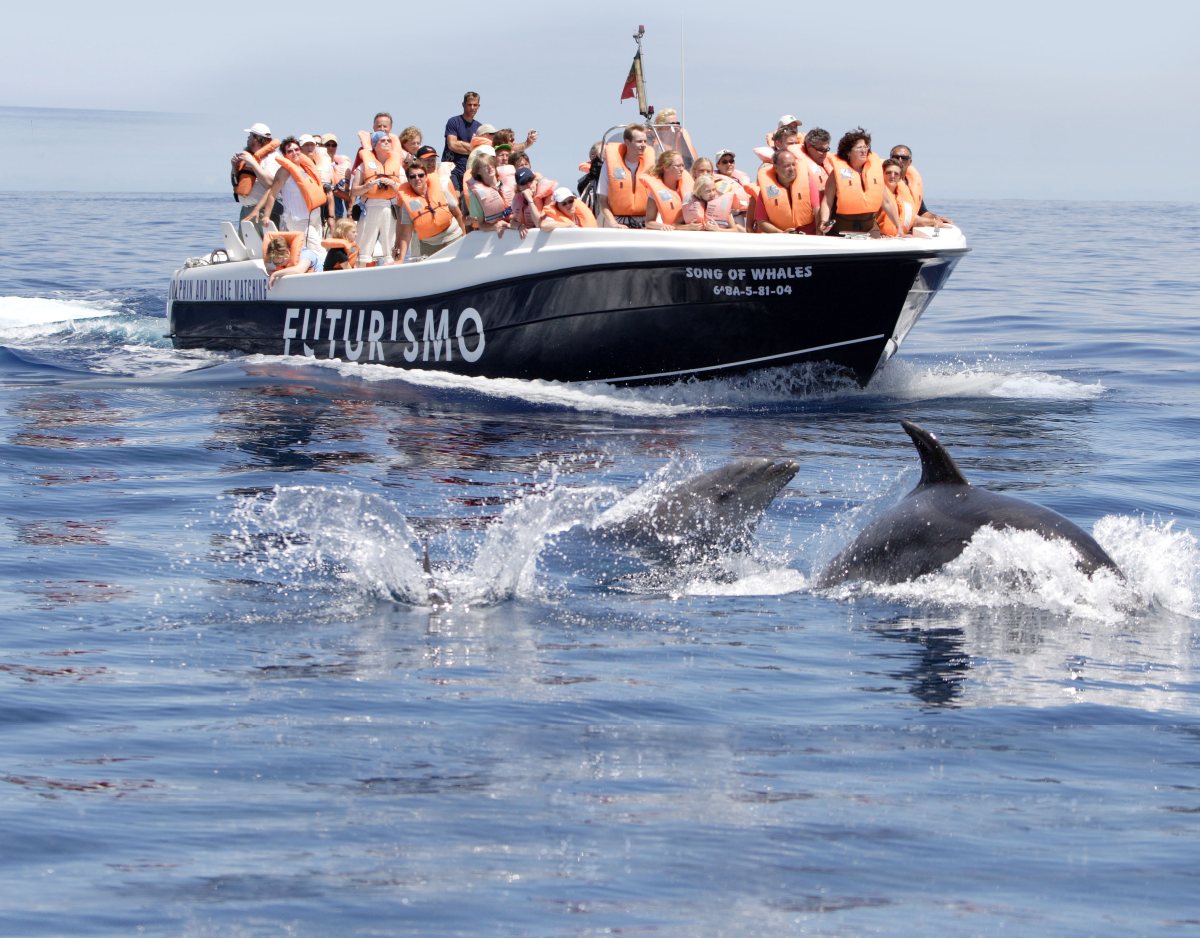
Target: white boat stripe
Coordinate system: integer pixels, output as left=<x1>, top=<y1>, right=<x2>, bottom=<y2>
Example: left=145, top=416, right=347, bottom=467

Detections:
left=605, top=334, right=886, bottom=383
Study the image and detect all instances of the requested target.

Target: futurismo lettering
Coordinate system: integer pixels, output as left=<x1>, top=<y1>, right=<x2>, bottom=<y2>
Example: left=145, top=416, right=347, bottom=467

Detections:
left=284, top=307, right=485, bottom=363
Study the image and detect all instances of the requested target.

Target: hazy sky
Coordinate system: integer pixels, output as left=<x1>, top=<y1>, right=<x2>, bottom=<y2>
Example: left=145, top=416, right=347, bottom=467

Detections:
left=6, top=0, right=1198, bottom=201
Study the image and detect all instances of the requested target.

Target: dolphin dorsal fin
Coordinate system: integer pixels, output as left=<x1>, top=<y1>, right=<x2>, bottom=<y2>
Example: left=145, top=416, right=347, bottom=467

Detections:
left=901, top=419, right=970, bottom=487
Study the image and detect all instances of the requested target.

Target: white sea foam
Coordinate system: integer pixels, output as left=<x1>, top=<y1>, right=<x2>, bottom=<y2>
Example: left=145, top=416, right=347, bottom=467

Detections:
left=0, top=295, right=120, bottom=331
left=824, top=516, right=1197, bottom=624
left=871, top=357, right=1106, bottom=401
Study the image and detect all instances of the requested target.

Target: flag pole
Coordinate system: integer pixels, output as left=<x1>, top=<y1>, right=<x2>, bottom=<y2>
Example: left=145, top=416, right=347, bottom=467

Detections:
left=633, top=25, right=650, bottom=120
left=619, top=25, right=653, bottom=121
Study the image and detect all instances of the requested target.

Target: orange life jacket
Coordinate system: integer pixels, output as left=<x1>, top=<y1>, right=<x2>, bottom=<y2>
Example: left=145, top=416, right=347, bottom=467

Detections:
left=713, top=173, right=751, bottom=213
left=902, top=163, right=924, bottom=211
left=234, top=138, right=281, bottom=198
left=263, top=230, right=304, bottom=270
left=274, top=152, right=327, bottom=213
left=397, top=173, right=455, bottom=241
left=320, top=237, right=359, bottom=269
left=800, top=148, right=832, bottom=187
left=543, top=200, right=598, bottom=228
left=466, top=178, right=512, bottom=224
left=876, top=182, right=916, bottom=237
left=830, top=153, right=886, bottom=215
left=648, top=171, right=693, bottom=225
left=511, top=177, right=558, bottom=227
left=357, top=145, right=402, bottom=199
left=497, top=164, right=516, bottom=203
left=682, top=189, right=736, bottom=228
left=603, top=141, right=654, bottom=216
left=755, top=164, right=816, bottom=230
left=310, top=144, right=332, bottom=184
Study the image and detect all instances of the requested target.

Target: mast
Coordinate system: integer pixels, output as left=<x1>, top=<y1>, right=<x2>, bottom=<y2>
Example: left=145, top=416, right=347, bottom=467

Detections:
left=624, top=25, right=652, bottom=121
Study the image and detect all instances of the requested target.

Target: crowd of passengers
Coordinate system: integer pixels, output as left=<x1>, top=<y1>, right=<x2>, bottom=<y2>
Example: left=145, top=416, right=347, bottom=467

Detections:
left=230, top=93, right=952, bottom=283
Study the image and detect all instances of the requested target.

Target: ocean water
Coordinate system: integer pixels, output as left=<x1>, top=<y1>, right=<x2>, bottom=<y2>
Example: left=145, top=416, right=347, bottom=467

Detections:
left=1, top=189, right=1198, bottom=936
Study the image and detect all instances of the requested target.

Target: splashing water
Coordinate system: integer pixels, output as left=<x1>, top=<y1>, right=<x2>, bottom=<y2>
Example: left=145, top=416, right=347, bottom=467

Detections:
left=822, top=518, right=1198, bottom=623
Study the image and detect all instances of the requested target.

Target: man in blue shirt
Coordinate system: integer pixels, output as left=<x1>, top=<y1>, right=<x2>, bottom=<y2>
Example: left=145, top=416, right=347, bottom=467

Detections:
left=442, top=91, right=481, bottom=202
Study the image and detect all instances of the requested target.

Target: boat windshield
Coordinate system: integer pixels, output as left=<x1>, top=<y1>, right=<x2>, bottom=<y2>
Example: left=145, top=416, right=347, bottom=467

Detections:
left=600, top=123, right=697, bottom=171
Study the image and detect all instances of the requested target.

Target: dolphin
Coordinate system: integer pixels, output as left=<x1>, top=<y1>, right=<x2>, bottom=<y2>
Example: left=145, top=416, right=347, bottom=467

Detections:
left=594, top=457, right=799, bottom=563
left=412, top=457, right=799, bottom=605
left=817, top=420, right=1121, bottom=587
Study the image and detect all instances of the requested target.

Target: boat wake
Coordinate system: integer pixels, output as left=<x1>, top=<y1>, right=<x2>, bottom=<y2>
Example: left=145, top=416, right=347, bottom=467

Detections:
left=0, top=293, right=1105, bottom=410
left=871, top=356, right=1106, bottom=402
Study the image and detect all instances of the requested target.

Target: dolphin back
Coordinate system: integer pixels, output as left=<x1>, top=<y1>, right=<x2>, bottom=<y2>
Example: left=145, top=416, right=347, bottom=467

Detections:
left=817, top=420, right=1123, bottom=587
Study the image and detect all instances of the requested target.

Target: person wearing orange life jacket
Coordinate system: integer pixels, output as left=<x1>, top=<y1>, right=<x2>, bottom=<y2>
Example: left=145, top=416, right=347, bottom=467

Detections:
left=877, top=159, right=917, bottom=237
left=877, top=158, right=951, bottom=237
left=350, top=113, right=397, bottom=177
left=889, top=145, right=953, bottom=226
left=753, top=149, right=820, bottom=235
left=322, top=219, right=360, bottom=271
left=799, top=128, right=834, bottom=188
left=695, top=156, right=749, bottom=219
left=752, top=114, right=801, bottom=165
left=509, top=167, right=544, bottom=233
left=682, top=174, right=742, bottom=231
left=463, top=143, right=497, bottom=206
left=509, top=158, right=558, bottom=233
left=231, top=122, right=281, bottom=223
left=246, top=137, right=327, bottom=257
left=263, top=231, right=320, bottom=287
left=818, top=127, right=902, bottom=237
left=644, top=150, right=697, bottom=231
left=651, top=109, right=697, bottom=171
left=392, top=161, right=465, bottom=262
left=415, top=144, right=459, bottom=210
left=466, top=154, right=515, bottom=238
left=298, top=134, right=335, bottom=226
left=596, top=124, right=654, bottom=229
left=714, top=150, right=754, bottom=229
left=540, top=188, right=598, bottom=229
left=350, top=131, right=403, bottom=265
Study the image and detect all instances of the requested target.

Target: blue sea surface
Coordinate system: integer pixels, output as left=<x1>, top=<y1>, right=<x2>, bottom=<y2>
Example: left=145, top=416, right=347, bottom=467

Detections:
left=0, top=189, right=1198, bottom=936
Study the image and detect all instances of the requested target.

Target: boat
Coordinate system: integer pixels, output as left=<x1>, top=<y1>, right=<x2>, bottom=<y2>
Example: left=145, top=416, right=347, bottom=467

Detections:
left=168, top=219, right=967, bottom=387
left=170, top=25, right=967, bottom=388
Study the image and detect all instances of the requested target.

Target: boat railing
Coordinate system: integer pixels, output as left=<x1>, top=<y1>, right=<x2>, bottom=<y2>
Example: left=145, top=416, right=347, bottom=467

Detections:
left=600, top=123, right=698, bottom=171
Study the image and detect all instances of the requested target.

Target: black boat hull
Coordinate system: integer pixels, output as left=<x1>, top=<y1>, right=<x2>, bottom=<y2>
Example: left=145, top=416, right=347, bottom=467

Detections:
left=169, top=228, right=967, bottom=387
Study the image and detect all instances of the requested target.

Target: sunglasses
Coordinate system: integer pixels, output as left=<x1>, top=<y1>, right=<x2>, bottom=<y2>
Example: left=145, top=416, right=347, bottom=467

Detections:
left=325, top=141, right=337, bottom=148
left=408, top=173, right=427, bottom=180
left=892, top=154, right=912, bottom=161
left=718, top=157, right=734, bottom=163
left=809, top=145, right=830, bottom=153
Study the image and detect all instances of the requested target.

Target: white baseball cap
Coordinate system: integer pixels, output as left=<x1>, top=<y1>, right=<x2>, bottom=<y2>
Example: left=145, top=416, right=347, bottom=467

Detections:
left=777, top=114, right=801, bottom=129
left=553, top=187, right=576, bottom=204
left=244, top=122, right=272, bottom=137
left=298, top=134, right=317, bottom=146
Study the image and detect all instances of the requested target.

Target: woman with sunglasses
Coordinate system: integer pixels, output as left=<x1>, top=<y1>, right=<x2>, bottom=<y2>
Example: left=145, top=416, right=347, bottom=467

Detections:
left=246, top=136, right=326, bottom=256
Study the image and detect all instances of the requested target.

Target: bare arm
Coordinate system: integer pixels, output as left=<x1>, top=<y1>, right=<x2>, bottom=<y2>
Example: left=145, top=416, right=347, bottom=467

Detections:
left=818, top=174, right=838, bottom=233
left=446, top=134, right=472, bottom=157
left=247, top=170, right=287, bottom=222
left=393, top=222, right=413, bottom=263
